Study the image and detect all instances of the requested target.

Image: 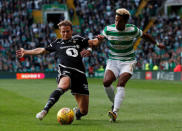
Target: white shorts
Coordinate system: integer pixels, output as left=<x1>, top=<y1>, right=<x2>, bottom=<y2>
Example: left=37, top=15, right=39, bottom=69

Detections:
left=105, top=59, right=136, bottom=79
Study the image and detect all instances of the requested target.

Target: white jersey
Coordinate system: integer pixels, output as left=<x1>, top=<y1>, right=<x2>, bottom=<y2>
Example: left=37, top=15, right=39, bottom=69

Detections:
left=102, top=24, right=143, bottom=62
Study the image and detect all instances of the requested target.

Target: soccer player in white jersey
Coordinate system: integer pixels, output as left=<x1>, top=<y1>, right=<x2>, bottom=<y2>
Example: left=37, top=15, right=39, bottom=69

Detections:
left=91, top=8, right=165, bottom=122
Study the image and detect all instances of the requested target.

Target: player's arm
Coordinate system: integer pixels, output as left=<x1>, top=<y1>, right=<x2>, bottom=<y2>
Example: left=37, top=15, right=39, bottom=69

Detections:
left=81, top=35, right=105, bottom=57
left=16, top=48, right=48, bottom=58
left=80, top=40, right=93, bottom=57
left=88, top=35, right=105, bottom=47
left=88, top=26, right=107, bottom=47
left=141, top=33, right=165, bottom=49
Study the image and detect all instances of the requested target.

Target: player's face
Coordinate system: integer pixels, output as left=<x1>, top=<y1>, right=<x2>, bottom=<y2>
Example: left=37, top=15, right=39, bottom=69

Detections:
left=115, top=15, right=126, bottom=31
left=60, top=26, right=73, bottom=40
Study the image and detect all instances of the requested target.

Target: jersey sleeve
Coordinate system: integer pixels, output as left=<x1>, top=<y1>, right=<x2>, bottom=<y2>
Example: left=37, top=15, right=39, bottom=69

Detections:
left=101, top=26, right=108, bottom=38
left=73, top=35, right=89, bottom=49
left=45, top=39, right=58, bottom=52
left=135, top=27, right=143, bottom=38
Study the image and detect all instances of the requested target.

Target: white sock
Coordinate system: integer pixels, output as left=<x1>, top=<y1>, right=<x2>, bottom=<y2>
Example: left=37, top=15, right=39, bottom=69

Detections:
left=113, top=86, right=125, bottom=113
left=104, top=85, right=115, bottom=104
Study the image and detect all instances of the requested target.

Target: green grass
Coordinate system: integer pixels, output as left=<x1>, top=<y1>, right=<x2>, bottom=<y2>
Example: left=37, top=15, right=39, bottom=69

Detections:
left=0, top=78, right=182, bottom=131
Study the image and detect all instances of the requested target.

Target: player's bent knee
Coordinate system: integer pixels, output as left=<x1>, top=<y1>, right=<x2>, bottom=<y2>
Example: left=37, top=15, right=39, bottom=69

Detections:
left=103, top=80, right=112, bottom=87
left=57, top=86, right=69, bottom=91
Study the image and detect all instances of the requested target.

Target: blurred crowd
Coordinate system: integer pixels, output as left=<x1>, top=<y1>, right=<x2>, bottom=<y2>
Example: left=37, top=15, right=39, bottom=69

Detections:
left=0, top=0, right=182, bottom=73
left=0, top=0, right=59, bottom=72
left=136, top=15, right=182, bottom=71
left=74, top=0, right=182, bottom=73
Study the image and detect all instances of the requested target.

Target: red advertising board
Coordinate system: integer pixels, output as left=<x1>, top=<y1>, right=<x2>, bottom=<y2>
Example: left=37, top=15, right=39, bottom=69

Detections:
left=145, top=72, right=152, bottom=80
left=16, top=73, right=45, bottom=79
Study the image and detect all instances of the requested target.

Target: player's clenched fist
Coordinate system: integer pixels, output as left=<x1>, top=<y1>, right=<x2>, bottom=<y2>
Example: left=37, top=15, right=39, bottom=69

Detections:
left=96, top=35, right=105, bottom=40
left=16, top=48, right=25, bottom=58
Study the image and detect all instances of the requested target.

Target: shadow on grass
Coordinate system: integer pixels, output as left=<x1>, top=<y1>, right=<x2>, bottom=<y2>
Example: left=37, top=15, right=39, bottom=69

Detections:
left=37, top=118, right=121, bottom=126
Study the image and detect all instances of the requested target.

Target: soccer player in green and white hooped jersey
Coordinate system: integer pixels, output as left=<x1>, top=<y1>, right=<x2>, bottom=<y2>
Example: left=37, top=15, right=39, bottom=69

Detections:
left=90, top=8, right=165, bottom=122
left=102, top=23, right=142, bottom=62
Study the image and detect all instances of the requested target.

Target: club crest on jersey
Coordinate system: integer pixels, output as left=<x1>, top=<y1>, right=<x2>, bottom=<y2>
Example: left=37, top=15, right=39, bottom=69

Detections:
left=110, top=36, right=115, bottom=39
left=66, top=48, right=78, bottom=57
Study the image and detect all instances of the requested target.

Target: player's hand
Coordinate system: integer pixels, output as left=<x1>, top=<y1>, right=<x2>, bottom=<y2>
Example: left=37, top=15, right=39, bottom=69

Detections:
left=80, top=49, right=91, bottom=57
left=157, top=43, right=165, bottom=49
left=16, top=48, right=25, bottom=58
left=96, top=35, right=105, bottom=40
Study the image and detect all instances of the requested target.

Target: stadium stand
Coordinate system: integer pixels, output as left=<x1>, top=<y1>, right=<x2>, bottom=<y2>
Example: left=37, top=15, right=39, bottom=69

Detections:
left=0, top=0, right=182, bottom=72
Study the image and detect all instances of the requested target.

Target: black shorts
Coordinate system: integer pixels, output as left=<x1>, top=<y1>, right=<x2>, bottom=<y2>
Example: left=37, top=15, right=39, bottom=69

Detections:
left=57, top=66, right=89, bottom=95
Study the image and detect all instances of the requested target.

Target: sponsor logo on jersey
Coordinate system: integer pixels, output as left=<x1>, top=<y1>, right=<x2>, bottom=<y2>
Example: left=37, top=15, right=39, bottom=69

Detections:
left=83, top=84, right=88, bottom=90
left=57, top=41, right=62, bottom=44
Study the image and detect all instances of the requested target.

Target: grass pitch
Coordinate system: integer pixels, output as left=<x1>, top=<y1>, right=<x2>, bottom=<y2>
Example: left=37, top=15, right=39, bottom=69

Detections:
left=0, top=78, right=182, bottom=131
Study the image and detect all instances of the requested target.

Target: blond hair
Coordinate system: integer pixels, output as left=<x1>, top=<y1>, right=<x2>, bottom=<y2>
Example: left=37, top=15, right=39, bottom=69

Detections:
left=116, top=8, right=130, bottom=16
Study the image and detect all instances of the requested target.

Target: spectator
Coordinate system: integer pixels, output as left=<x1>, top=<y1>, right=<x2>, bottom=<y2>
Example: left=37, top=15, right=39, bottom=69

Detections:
left=174, top=63, right=182, bottom=72
left=153, top=64, right=159, bottom=71
left=88, top=65, right=94, bottom=77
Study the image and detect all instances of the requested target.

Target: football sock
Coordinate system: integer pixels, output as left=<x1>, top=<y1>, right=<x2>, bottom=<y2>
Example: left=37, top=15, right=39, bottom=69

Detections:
left=104, top=85, right=115, bottom=104
left=43, top=88, right=65, bottom=112
left=113, top=86, right=125, bottom=113
left=76, top=109, right=87, bottom=120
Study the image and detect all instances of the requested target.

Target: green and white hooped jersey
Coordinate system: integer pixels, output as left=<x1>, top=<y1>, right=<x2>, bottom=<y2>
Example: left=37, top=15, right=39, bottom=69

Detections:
left=102, top=24, right=143, bottom=62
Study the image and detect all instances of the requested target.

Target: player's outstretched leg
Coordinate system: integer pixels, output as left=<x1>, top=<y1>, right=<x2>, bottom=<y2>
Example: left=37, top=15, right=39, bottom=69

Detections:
left=36, top=88, right=65, bottom=120
left=36, top=110, right=48, bottom=120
